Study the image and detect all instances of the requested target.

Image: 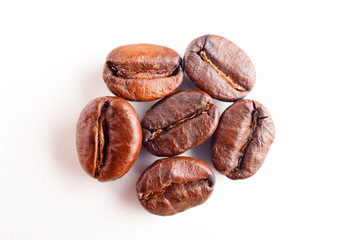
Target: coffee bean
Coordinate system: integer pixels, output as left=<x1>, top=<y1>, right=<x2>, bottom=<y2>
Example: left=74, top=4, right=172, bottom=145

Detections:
left=76, top=96, right=142, bottom=181
left=212, top=99, right=275, bottom=179
left=136, top=156, right=215, bottom=216
left=183, top=35, right=256, bottom=101
left=103, top=44, right=183, bottom=101
left=141, top=90, right=220, bottom=156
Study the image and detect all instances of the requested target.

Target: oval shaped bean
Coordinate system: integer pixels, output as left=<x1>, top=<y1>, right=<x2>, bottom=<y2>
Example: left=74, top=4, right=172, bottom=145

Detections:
left=142, top=90, right=220, bottom=156
left=136, top=156, right=215, bottom=216
left=184, top=35, right=256, bottom=101
left=103, top=44, right=183, bottom=101
left=76, top=96, right=142, bottom=181
left=212, top=99, right=275, bottom=179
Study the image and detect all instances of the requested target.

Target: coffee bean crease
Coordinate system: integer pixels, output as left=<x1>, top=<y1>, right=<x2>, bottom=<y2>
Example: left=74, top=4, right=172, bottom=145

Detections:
left=145, top=103, right=212, bottom=142
left=106, top=60, right=180, bottom=80
left=94, top=100, right=110, bottom=178
left=139, top=178, right=212, bottom=203
left=228, top=101, right=268, bottom=176
left=198, top=50, right=247, bottom=91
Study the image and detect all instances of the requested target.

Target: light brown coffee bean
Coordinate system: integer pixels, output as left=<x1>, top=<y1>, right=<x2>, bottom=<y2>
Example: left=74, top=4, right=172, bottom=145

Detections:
left=103, top=44, right=183, bottom=101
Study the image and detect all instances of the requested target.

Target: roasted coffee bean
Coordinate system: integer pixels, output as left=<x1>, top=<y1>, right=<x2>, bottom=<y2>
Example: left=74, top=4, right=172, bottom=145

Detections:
left=183, top=35, right=256, bottom=102
left=142, top=90, right=220, bottom=156
left=212, top=99, right=275, bottom=179
left=103, top=44, right=183, bottom=101
left=76, top=96, right=142, bottom=181
left=136, top=156, right=215, bottom=216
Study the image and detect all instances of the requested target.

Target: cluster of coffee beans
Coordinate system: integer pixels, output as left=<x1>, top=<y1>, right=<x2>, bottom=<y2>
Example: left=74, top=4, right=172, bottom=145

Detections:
left=76, top=35, right=275, bottom=216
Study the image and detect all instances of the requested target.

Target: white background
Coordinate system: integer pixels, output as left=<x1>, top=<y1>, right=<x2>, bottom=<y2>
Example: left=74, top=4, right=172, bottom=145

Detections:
left=1, top=0, right=359, bottom=239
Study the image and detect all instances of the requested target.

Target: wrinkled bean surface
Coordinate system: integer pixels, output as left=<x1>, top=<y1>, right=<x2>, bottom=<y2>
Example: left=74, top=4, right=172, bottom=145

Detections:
left=136, top=156, right=215, bottom=216
left=212, top=99, right=275, bottom=179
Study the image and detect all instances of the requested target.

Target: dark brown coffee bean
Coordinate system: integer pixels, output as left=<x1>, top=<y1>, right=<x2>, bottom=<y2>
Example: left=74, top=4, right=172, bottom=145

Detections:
left=212, top=99, right=275, bottom=179
left=76, top=96, right=142, bottom=181
left=183, top=35, right=256, bottom=102
left=136, top=156, right=215, bottom=216
left=103, top=44, right=183, bottom=102
left=141, top=90, right=220, bottom=156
